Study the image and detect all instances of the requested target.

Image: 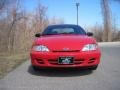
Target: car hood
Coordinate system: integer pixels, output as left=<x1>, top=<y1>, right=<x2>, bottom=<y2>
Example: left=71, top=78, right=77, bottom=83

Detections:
left=34, top=35, right=96, bottom=51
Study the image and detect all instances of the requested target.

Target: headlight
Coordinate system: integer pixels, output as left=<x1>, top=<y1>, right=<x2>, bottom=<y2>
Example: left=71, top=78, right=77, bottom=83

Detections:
left=82, top=44, right=98, bottom=51
left=33, top=45, right=49, bottom=52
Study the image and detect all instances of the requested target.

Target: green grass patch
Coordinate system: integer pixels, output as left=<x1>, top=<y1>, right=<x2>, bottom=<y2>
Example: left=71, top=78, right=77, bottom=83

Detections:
left=0, top=53, right=29, bottom=79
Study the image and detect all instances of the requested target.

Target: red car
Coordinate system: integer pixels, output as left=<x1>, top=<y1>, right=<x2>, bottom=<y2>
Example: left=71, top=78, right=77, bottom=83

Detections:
left=30, top=24, right=101, bottom=70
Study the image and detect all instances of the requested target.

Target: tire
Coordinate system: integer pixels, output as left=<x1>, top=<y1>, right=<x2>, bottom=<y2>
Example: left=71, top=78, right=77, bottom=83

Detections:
left=32, top=66, right=39, bottom=71
left=89, top=65, right=98, bottom=70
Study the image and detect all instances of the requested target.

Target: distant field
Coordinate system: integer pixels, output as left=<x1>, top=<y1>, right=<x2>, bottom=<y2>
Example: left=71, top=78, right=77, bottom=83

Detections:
left=0, top=53, right=29, bottom=79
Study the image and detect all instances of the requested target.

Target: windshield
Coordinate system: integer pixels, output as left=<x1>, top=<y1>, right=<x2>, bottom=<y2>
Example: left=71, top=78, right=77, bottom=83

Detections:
left=42, top=25, right=86, bottom=35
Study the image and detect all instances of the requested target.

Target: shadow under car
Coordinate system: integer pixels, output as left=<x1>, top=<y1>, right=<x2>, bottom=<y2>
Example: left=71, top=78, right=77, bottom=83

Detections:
left=27, top=65, right=93, bottom=77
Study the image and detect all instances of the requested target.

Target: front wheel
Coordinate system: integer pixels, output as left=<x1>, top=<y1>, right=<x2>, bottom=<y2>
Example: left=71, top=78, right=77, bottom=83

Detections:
left=32, top=66, right=39, bottom=71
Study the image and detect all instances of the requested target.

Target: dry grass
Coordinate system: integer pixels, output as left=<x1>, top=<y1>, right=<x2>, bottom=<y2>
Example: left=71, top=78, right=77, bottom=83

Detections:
left=0, top=52, right=29, bottom=79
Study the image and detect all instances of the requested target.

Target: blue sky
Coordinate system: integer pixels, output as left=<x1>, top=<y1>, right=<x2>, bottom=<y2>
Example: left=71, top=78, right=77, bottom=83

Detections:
left=24, top=0, right=120, bottom=28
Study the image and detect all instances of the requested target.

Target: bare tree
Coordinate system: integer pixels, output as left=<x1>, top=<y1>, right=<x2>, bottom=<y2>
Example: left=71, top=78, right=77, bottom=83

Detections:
left=0, top=0, right=6, bottom=10
left=0, top=0, right=64, bottom=54
left=101, top=0, right=113, bottom=42
left=34, top=2, right=48, bottom=33
left=0, top=0, right=9, bottom=10
left=89, top=24, right=103, bottom=42
left=0, top=0, right=15, bottom=13
left=49, top=17, right=64, bottom=25
left=7, top=0, right=25, bottom=52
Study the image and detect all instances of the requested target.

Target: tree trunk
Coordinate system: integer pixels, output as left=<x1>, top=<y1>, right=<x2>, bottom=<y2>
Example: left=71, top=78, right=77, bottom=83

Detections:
left=101, top=0, right=112, bottom=42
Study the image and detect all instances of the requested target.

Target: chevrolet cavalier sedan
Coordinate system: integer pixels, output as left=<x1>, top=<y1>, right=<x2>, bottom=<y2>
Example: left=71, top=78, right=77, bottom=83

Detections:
left=30, top=24, right=101, bottom=71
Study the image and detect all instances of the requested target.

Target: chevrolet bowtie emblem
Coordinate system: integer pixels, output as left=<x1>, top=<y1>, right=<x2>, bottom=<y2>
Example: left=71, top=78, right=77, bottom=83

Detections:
left=63, top=48, right=69, bottom=51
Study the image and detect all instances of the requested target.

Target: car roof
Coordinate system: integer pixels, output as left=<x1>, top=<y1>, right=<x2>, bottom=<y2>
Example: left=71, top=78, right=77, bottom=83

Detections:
left=47, top=24, right=81, bottom=28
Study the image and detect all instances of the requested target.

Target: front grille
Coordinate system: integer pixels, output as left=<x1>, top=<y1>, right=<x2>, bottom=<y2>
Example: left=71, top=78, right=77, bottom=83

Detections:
left=48, top=59, right=85, bottom=65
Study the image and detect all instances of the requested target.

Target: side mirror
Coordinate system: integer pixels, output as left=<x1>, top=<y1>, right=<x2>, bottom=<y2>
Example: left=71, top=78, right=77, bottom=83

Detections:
left=35, top=33, right=41, bottom=37
left=87, top=32, right=93, bottom=36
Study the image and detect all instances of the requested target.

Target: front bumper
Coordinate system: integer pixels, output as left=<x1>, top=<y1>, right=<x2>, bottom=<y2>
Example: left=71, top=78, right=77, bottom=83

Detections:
left=30, top=50, right=101, bottom=68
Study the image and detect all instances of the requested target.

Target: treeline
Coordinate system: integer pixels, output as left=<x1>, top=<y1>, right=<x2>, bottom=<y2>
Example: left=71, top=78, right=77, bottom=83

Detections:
left=90, top=0, right=120, bottom=42
left=89, top=24, right=120, bottom=42
left=0, top=0, right=64, bottom=53
left=0, top=0, right=120, bottom=54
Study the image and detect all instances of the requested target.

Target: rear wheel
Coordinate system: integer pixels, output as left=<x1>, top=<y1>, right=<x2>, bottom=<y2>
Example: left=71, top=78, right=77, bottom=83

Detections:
left=89, top=65, right=98, bottom=70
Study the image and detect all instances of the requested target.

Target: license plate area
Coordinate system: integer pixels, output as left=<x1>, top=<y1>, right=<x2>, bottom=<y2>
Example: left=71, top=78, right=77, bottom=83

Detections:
left=58, top=57, right=74, bottom=64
